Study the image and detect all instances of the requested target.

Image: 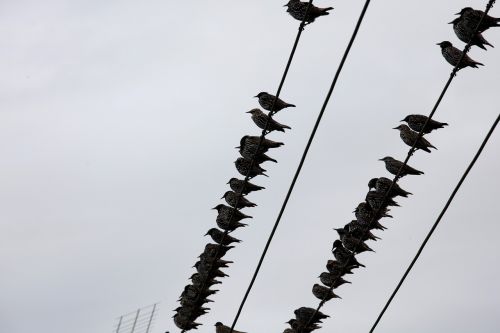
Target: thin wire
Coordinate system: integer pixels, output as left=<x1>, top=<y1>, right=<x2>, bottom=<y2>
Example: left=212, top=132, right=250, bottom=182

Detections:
left=177, top=2, right=314, bottom=332
left=228, top=0, right=373, bottom=332
left=369, top=112, right=500, bottom=331
left=301, top=0, right=497, bottom=330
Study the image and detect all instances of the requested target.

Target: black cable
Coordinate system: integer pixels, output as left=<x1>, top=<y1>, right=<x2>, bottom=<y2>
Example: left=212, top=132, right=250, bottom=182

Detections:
left=228, top=1, right=374, bottom=332
left=300, top=0, right=498, bottom=331
left=369, top=112, right=500, bottom=332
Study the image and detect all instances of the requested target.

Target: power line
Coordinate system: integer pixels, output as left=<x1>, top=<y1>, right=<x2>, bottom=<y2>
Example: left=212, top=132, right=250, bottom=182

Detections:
left=369, top=113, right=500, bottom=331
left=228, top=0, right=374, bottom=332
left=300, top=0, right=498, bottom=331
left=176, top=2, right=315, bottom=332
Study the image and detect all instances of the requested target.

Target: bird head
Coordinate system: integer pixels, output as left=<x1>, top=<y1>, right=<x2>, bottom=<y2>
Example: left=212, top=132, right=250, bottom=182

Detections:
left=379, top=156, right=392, bottom=162
left=393, top=124, right=405, bottom=131
left=455, top=7, right=473, bottom=16
left=214, top=322, right=223, bottom=327
left=212, top=204, right=224, bottom=211
left=246, top=108, right=260, bottom=115
left=254, top=92, right=266, bottom=98
left=400, top=115, right=410, bottom=123
left=437, top=41, right=452, bottom=49
left=220, top=191, right=231, bottom=199
left=332, top=239, right=343, bottom=248
left=368, top=178, right=377, bottom=189
left=204, top=228, right=216, bottom=236
left=227, top=178, right=237, bottom=184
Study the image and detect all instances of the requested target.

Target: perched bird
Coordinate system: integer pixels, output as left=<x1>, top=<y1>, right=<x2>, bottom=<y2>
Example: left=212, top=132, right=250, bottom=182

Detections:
left=379, top=156, right=424, bottom=177
left=202, top=243, right=234, bottom=259
left=319, top=271, right=351, bottom=288
left=332, top=239, right=365, bottom=268
left=284, top=0, right=334, bottom=25
left=366, top=190, right=400, bottom=210
left=449, top=17, right=493, bottom=50
left=326, top=258, right=355, bottom=275
left=286, top=319, right=320, bottom=333
left=400, top=114, right=448, bottom=134
left=228, top=178, right=265, bottom=195
left=174, top=306, right=209, bottom=320
left=174, top=313, right=201, bottom=330
left=393, top=124, right=437, bottom=153
left=335, top=228, right=374, bottom=254
left=368, top=177, right=412, bottom=198
left=343, top=222, right=381, bottom=242
left=238, top=145, right=277, bottom=164
left=215, top=322, right=246, bottom=333
left=294, top=307, right=329, bottom=323
left=213, top=204, right=251, bottom=222
left=354, top=202, right=389, bottom=230
left=255, top=92, right=295, bottom=112
left=456, top=7, right=500, bottom=33
left=437, top=41, right=484, bottom=70
left=190, top=273, right=221, bottom=287
left=240, top=135, right=284, bottom=150
left=235, top=157, right=268, bottom=178
left=247, top=108, right=291, bottom=133
left=283, top=329, right=296, bottom=333
left=312, top=283, right=341, bottom=301
left=205, top=228, right=241, bottom=246
left=194, top=261, right=228, bottom=279
left=221, top=191, right=257, bottom=209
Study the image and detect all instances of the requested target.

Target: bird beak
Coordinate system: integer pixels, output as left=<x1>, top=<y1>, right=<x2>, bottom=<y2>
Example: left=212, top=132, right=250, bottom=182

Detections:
left=246, top=110, right=252, bottom=113
left=253, top=95, right=258, bottom=97
left=226, top=181, right=230, bottom=184
left=436, top=42, right=441, bottom=45
left=448, top=21, right=454, bottom=24
left=235, top=146, right=240, bottom=149
left=454, top=11, right=461, bottom=15
left=400, top=119, right=404, bottom=122
left=211, top=206, right=217, bottom=210
left=378, top=158, right=384, bottom=161
left=220, top=195, right=225, bottom=199
left=204, top=232, right=209, bottom=236
left=392, top=126, right=399, bottom=130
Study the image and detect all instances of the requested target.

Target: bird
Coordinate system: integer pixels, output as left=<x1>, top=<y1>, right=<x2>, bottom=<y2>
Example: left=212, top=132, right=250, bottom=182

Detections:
left=190, top=273, right=221, bottom=287
left=213, top=204, right=251, bottom=222
left=284, top=0, right=334, bottom=25
left=319, top=271, right=352, bottom=288
left=340, top=223, right=380, bottom=242
left=393, top=124, right=437, bottom=153
left=455, top=7, right=500, bottom=33
left=286, top=319, right=320, bottom=333
left=228, top=178, right=265, bottom=195
left=335, top=227, right=375, bottom=253
left=332, top=240, right=365, bottom=268
left=354, top=202, right=389, bottom=230
left=368, top=177, right=412, bottom=198
left=221, top=191, right=257, bottom=209
left=174, top=306, right=209, bottom=321
left=240, top=135, right=284, bottom=150
left=237, top=145, right=277, bottom=164
left=312, top=283, right=341, bottom=302
left=449, top=17, right=493, bottom=50
left=202, top=243, right=234, bottom=259
left=255, top=92, right=295, bottom=112
left=174, top=313, right=201, bottom=330
left=205, top=228, right=241, bottom=246
left=294, top=307, right=329, bottom=323
left=247, top=108, right=291, bottom=133
left=234, top=157, right=268, bottom=178
left=326, top=259, right=355, bottom=275
left=215, top=322, right=246, bottom=333
left=437, top=41, right=484, bottom=70
left=379, top=156, right=424, bottom=177
left=400, top=114, right=448, bottom=134
left=366, top=190, right=400, bottom=211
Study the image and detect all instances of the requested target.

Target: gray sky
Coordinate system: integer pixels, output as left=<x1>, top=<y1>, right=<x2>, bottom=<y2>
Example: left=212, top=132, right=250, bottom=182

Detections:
left=1, top=1, right=499, bottom=333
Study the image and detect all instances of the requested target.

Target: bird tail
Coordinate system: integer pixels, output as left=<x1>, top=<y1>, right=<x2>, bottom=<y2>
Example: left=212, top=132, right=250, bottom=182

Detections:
left=471, top=61, right=485, bottom=67
left=286, top=103, right=296, bottom=108
left=321, top=6, right=334, bottom=14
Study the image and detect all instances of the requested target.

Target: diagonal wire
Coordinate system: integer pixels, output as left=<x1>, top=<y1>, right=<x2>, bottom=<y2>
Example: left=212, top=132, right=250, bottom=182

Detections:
left=176, top=2, right=315, bottom=332
left=300, top=0, right=497, bottom=331
left=369, top=112, right=500, bottom=331
left=228, top=0, right=374, bottom=332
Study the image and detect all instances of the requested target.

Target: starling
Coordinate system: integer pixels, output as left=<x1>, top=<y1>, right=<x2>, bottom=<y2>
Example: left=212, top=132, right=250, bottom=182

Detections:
left=286, top=319, right=320, bottom=333
left=393, top=124, right=437, bottom=153
left=190, top=273, right=221, bottom=287
left=366, top=190, right=400, bottom=210
left=449, top=17, right=493, bottom=50
left=283, top=329, right=296, bottom=333
left=379, top=156, right=424, bottom=177
left=215, top=322, right=246, bottom=333
left=437, top=41, right=484, bottom=70
left=203, top=243, right=234, bottom=259
left=228, top=178, right=265, bottom=195
left=368, top=177, right=412, bottom=198
left=240, top=135, right=284, bottom=150
left=400, top=114, right=448, bottom=134
left=174, top=313, right=201, bottom=330
left=332, top=239, right=365, bottom=268
left=247, top=108, right=291, bottom=133
left=205, top=228, right=241, bottom=246
left=254, top=92, right=295, bottom=112
left=235, top=157, right=268, bottom=178
left=456, top=7, right=500, bottom=33
left=326, top=259, right=354, bottom=275
left=238, top=145, right=277, bottom=164
left=335, top=228, right=375, bottom=254
left=221, top=191, right=257, bottom=209
left=174, top=306, right=209, bottom=320
left=284, top=0, right=334, bottom=25
left=213, top=204, right=251, bottom=222
left=294, top=307, right=329, bottom=323
left=312, top=283, right=341, bottom=302
left=194, top=261, right=228, bottom=279
left=354, top=202, right=389, bottom=230
left=343, top=222, right=381, bottom=242
left=319, top=271, right=352, bottom=288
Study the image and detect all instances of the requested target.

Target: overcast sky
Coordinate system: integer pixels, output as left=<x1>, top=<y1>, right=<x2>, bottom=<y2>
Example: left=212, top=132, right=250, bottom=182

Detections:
left=1, top=1, right=499, bottom=333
